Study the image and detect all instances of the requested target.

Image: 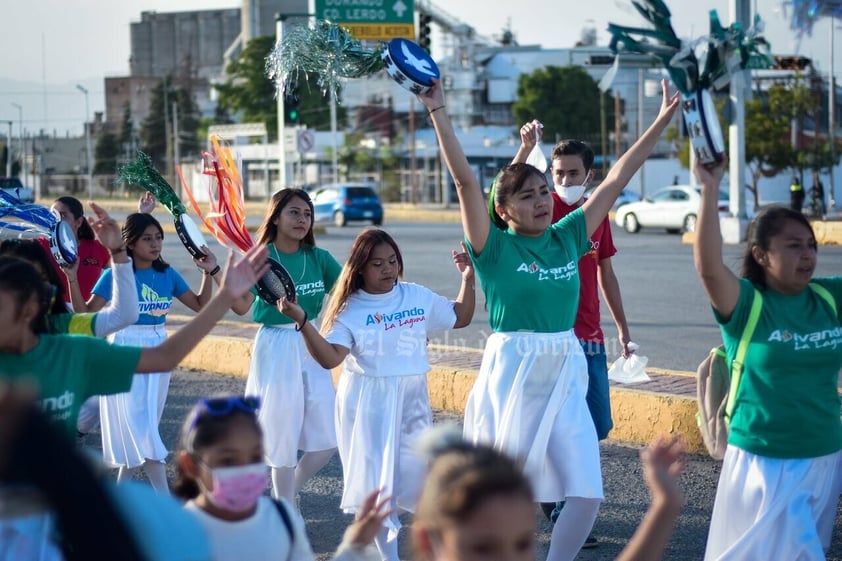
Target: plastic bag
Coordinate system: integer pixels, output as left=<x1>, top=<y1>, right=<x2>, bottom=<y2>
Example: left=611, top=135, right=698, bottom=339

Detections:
left=525, top=128, right=547, bottom=173
left=607, top=342, right=650, bottom=384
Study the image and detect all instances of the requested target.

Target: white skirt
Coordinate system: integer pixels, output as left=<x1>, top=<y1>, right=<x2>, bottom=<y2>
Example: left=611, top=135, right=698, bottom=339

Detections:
left=245, top=324, right=337, bottom=468
left=704, top=445, right=842, bottom=560
left=463, top=330, right=603, bottom=502
left=335, top=370, right=431, bottom=534
left=100, top=324, right=170, bottom=468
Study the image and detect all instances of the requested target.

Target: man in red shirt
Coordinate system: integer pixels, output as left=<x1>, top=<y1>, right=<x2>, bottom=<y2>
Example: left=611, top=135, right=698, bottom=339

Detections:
left=512, top=122, right=633, bottom=547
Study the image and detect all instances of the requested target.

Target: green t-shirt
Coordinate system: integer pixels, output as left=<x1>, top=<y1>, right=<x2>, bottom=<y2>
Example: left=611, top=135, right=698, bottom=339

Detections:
left=251, top=246, right=342, bottom=326
left=46, top=312, right=97, bottom=336
left=467, top=208, right=589, bottom=333
left=717, top=277, right=842, bottom=458
left=0, top=335, right=141, bottom=436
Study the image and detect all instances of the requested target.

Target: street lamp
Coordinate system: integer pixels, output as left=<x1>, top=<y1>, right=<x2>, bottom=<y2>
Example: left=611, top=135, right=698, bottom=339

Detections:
left=11, top=103, right=22, bottom=179
left=76, top=84, right=93, bottom=199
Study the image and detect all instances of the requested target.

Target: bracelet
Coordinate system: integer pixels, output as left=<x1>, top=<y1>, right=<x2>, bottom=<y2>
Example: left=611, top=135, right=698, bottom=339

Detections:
left=205, top=265, right=221, bottom=277
left=428, top=105, right=445, bottom=116
left=295, top=311, right=309, bottom=332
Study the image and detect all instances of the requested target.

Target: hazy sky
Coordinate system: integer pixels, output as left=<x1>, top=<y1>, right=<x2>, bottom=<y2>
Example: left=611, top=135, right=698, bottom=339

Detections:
left=1, top=0, right=838, bottom=134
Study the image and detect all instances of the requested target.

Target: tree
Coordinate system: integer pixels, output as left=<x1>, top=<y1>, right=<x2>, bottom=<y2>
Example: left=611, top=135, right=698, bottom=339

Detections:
left=512, top=65, right=613, bottom=151
left=138, top=77, right=202, bottom=170
left=215, top=36, right=346, bottom=136
left=744, top=85, right=795, bottom=207
left=93, top=131, right=119, bottom=174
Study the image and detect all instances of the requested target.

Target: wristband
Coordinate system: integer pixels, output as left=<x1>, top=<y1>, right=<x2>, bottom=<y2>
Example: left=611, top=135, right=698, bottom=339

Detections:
left=295, top=311, right=308, bottom=332
left=428, top=105, right=445, bottom=116
left=205, top=265, right=221, bottom=277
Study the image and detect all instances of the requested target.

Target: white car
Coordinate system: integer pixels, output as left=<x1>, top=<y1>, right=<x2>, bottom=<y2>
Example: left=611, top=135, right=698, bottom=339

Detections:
left=614, top=185, right=728, bottom=234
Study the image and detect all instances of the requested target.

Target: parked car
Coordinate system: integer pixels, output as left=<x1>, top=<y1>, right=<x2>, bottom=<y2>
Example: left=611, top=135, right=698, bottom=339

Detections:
left=582, top=187, right=641, bottom=210
left=312, top=183, right=384, bottom=227
left=0, top=177, right=35, bottom=203
left=614, top=185, right=729, bottom=234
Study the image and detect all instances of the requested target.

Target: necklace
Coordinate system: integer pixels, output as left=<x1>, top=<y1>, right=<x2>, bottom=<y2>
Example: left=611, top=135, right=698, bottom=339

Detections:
left=270, top=244, right=307, bottom=284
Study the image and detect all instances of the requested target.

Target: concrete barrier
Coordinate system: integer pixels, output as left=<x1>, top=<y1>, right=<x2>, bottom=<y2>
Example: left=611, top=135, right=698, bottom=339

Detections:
left=682, top=218, right=842, bottom=246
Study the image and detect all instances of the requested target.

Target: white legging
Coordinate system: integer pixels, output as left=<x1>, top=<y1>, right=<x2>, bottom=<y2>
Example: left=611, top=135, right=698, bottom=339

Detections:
left=546, top=496, right=601, bottom=561
left=270, top=448, right=336, bottom=503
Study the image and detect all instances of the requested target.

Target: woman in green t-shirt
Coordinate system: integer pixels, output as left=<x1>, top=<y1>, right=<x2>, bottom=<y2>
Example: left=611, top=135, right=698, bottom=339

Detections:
left=694, top=160, right=842, bottom=559
left=419, top=80, right=679, bottom=561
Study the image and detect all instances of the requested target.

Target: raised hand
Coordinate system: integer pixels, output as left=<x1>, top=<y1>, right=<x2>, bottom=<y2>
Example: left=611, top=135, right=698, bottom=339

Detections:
left=86, top=202, right=124, bottom=251
left=193, top=245, right=219, bottom=274
left=640, top=435, right=687, bottom=510
left=693, top=156, right=728, bottom=190
left=277, top=296, right=306, bottom=326
left=345, top=489, right=393, bottom=547
left=519, top=120, right=543, bottom=150
left=451, top=241, right=474, bottom=282
left=416, top=78, right=445, bottom=113
left=219, top=245, right=269, bottom=300
left=657, top=78, right=681, bottom=121
left=138, top=191, right=157, bottom=214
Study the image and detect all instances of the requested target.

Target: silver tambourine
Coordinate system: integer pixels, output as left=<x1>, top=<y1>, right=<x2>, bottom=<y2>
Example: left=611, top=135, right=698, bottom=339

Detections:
left=255, top=257, right=297, bottom=305
left=174, top=214, right=209, bottom=259
left=682, top=90, right=725, bottom=165
left=381, top=38, right=441, bottom=95
left=49, top=220, right=78, bottom=266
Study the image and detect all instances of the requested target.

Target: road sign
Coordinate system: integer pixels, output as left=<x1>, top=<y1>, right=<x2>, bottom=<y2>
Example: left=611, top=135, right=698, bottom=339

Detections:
left=314, top=0, right=415, bottom=41
left=298, top=130, right=315, bottom=152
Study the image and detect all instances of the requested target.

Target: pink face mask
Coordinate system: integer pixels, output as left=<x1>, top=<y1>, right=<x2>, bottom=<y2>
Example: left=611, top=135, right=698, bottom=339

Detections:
left=203, top=462, right=269, bottom=512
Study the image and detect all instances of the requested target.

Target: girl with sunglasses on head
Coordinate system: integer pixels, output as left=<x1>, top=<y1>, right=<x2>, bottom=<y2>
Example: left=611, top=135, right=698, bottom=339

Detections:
left=418, top=79, right=679, bottom=561
left=209, top=188, right=344, bottom=505
left=82, top=213, right=220, bottom=492
left=174, top=395, right=390, bottom=561
left=278, top=228, right=475, bottom=561
left=412, top=430, right=687, bottom=561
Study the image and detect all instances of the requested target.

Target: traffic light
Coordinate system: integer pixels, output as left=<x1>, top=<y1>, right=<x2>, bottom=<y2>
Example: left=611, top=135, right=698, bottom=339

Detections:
left=418, top=13, right=432, bottom=54
left=772, top=55, right=812, bottom=71
left=284, top=81, right=300, bottom=124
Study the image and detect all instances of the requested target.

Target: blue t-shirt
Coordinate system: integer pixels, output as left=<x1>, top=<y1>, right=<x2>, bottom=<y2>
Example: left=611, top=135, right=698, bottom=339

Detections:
left=93, top=266, right=190, bottom=326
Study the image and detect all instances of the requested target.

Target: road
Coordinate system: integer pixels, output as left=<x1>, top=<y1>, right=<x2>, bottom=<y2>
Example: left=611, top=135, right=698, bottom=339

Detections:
left=79, top=368, right=842, bottom=561
left=158, top=219, right=842, bottom=372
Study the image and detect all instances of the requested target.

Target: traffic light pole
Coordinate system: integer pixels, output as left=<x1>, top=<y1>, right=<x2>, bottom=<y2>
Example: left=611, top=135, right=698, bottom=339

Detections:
left=275, top=16, right=287, bottom=187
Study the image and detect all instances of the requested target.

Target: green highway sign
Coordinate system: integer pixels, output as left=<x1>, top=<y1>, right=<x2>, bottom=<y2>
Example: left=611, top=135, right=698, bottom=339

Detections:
left=315, top=0, right=416, bottom=40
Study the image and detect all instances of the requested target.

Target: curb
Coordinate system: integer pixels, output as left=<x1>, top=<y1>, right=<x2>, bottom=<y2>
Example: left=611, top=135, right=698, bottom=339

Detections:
left=682, top=218, right=842, bottom=245
left=171, top=327, right=708, bottom=455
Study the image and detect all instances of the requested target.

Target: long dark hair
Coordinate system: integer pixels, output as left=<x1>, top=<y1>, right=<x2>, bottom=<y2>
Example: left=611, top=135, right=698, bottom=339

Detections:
left=122, top=213, right=169, bottom=272
left=171, top=399, right=263, bottom=500
left=742, top=206, right=816, bottom=288
left=0, top=240, right=68, bottom=316
left=488, top=163, right=549, bottom=230
left=256, top=188, right=316, bottom=248
left=0, top=256, right=51, bottom=334
left=321, top=228, right=404, bottom=332
left=54, top=196, right=95, bottom=240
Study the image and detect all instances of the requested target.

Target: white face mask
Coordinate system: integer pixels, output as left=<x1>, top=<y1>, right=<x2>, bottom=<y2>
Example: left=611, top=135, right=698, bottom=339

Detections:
left=554, top=184, right=586, bottom=205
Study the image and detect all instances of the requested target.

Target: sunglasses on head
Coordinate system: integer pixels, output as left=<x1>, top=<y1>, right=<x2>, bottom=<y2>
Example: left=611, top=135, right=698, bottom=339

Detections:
left=196, top=395, right=261, bottom=417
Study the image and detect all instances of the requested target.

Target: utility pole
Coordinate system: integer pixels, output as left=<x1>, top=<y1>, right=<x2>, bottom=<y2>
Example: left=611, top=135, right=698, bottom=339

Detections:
left=4, top=121, right=11, bottom=178
left=75, top=84, right=93, bottom=199
left=11, top=103, right=22, bottom=177
left=275, top=15, right=287, bottom=187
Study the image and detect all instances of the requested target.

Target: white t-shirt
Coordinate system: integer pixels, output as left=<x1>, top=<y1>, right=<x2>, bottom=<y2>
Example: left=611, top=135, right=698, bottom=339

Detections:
left=184, top=497, right=312, bottom=561
left=326, top=282, right=457, bottom=377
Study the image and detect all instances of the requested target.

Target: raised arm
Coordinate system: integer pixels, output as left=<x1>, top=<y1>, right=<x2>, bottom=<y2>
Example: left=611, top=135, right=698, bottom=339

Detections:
left=615, top=435, right=686, bottom=561
left=418, top=81, right=491, bottom=254
left=197, top=245, right=256, bottom=315
left=511, top=120, right=543, bottom=165
left=135, top=245, right=269, bottom=373
left=692, top=159, right=740, bottom=321
left=582, top=80, right=679, bottom=236
left=451, top=241, right=475, bottom=328
left=277, top=297, right=350, bottom=369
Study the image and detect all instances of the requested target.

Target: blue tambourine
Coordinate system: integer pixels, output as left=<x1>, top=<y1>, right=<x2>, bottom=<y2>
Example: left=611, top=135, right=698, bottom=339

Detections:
left=682, top=90, right=725, bottom=165
left=381, top=38, right=440, bottom=95
left=0, top=194, right=78, bottom=266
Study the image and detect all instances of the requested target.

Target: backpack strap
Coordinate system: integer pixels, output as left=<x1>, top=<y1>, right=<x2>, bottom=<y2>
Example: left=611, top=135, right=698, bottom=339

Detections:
left=272, top=499, right=295, bottom=547
left=808, top=282, right=838, bottom=317
left=724, top=288, right=763, bottom=424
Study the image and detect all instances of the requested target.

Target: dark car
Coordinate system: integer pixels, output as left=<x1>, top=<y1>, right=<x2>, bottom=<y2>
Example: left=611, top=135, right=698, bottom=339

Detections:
left=312, top=183, right=384, bottom=227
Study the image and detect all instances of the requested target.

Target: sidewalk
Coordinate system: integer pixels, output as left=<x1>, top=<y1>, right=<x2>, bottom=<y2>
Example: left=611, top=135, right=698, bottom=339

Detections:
left=167, top=315, right=707, bottom=455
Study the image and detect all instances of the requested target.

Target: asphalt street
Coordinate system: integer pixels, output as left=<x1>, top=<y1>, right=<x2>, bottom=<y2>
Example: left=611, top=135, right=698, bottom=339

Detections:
left=78, top=369, right=842, bottom=561
left=157, top=219, right=842, bottom=373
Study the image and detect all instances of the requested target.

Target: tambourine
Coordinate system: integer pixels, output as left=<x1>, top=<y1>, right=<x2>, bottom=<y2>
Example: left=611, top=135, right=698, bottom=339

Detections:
left=48, top=219, right=78, bottom=266
left=254, top=257, right=297, bottom=305
left=682, top=90, right=725, bottom=165
left=381, top=38, right=440, bottom=95
left=174, top=213, right=209, bottom=259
